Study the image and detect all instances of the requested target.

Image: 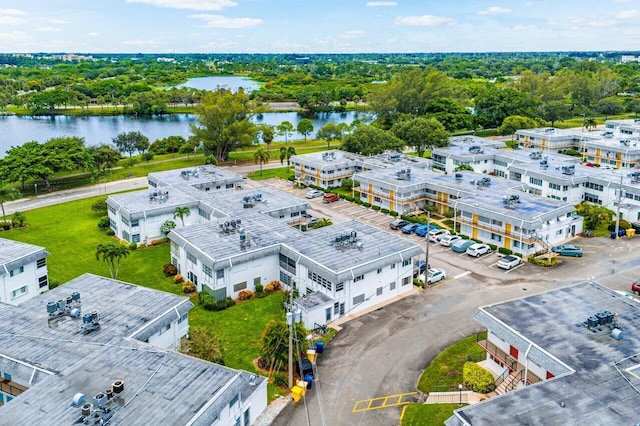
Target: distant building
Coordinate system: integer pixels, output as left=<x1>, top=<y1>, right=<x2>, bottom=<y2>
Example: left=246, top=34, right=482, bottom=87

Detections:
left=0, top=273, right=266, bottom=424
left=0, top=238, right=49, bottom=305
left=447, top=281, right=640, bottom=425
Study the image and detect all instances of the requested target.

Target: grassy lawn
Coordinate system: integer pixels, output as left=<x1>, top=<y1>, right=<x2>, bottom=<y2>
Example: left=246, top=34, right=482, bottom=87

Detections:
left=246, top=167, right=294, bottom=180
left=401, top=403, right=467, bottom=426
left=417, top=331, right=487, bottom=393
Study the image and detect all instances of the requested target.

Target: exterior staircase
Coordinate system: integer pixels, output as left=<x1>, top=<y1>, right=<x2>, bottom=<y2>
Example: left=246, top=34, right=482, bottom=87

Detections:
left=495, top=371, right=520, bottom=395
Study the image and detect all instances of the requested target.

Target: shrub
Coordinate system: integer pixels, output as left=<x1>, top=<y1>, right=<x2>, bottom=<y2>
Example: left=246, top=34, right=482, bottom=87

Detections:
left=463, top=362, right=496, bottom=393
left=273, top=373, right=287, bottom=387
left=11, top=212, right=26, bottom=228
left=389, top=211, right=398, bottom=217
left=128, top=242, right=138, bottom=250
left=49, top=280, right=61, bottom=289
left=460, top=234, right=469, bottom=239
left=371, top=205, right=381, bottom=211
left=173, top=274, right=184, bottom=284
left=608, top=220, right=631, bottom=232
left=488, top=243, right=497, bottom=251
left=204, top=154, right=217, bottom=165
left=140, top=152, right=154, bottom=161
left=224, top=297, right=236, bottom=308
left=528, top=256, right=558, bottom=267
left=238, top=289, right=254, bottom=301
left=254, top=283, right=264, bottom=297
left=344, top=195, right=354, bottom=202
left=498, top=247, right=512, bottom=255
left=182, top=281, right=196, bottom=294
left=413, top=278, right=424, bottom=288
left=443, top=208, right=455, bottom=218
left=287, top=175, right=295, bottom=182
left=91, top=198, right=108, bottom=213
left=163, top=263, right=178, bottom=277
left=199, top=292, right=218, bottom=311
left=97, top=216, right=111, bottom=230
left=106, top=229, right=115, bottom=236
left=381, top=208, right=389, bottom=214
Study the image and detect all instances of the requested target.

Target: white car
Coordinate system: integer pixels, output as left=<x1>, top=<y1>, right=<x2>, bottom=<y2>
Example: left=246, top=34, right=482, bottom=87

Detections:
left=497, top=255, right=522, bottom=270
left=466, top=243, right=491, bottom=257
left=427, top=229, right=450, bottom=242
left=419, top=268, right=447, bottom=284
left=305, top=189, right=324, bottom=199
left=439, top=235, right=461, bottom=247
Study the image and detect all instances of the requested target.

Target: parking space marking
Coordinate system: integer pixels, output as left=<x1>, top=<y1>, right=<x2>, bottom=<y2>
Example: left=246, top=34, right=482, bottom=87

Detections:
left=454, top=271, right=472, bottom=280
left=352, top=392, right=417, bottom=413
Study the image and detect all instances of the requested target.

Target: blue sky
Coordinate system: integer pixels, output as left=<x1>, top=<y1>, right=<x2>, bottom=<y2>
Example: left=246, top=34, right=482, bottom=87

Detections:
left=1, top=0, right=640, bottom=53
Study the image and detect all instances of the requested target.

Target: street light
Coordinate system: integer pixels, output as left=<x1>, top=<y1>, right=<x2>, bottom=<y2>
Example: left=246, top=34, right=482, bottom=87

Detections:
left=425, top=211, right=431, bottom=286
left=287, top=283, right=302, bottom=389
left=458, top=383, right=463, bottom=406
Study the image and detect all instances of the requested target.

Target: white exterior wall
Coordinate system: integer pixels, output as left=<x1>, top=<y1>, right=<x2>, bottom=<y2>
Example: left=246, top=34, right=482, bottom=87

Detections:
left=110, top=207, right=205, bottom=246
left=226, top=254, right=280, bottom=298
left=147, top=316, right=189, bottom=350
left=216, top=380, right=267, bottom=426
left=485, top=355, right=508, bottom=378
left=0, top=260, right=48, bottom=306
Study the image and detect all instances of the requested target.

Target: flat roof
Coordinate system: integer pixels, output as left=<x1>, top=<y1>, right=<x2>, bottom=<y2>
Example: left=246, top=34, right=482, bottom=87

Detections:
left=148, top=165, right=243, bottom=187
left=0, top=237, right=48, bottom=275
left=291, top=150, right=363, bottom=168
left=197, top=185, right=310, bottom=217
left=356, top=164, right=438, bottom=187
left=0, top=273, right=192, bottom=376
left=449, top=282, right=640, bottom=425
left=108, top=187, right=200, bottom=217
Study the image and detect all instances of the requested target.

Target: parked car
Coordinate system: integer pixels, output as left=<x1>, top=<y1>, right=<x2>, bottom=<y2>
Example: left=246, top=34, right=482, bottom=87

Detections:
left=451, top=239, right=475, bottom=253
left=323, top=193, right=340, bottom=203
left=415, top=224, right=438, bottom=237
left=551, top=244, right=583, bottom=257
left=305, top=189, right=324, bottom=199
left=439, top=235, right=461, bottom=247
left=401, top=223, right=420, bottom=234
left=497, top=255, right=522, bottom=270
left=631, top=279, right=640, bottom=295
left=413, top=260, right=427, bottom=277
left=308, top=217, right=320, bottom=226
left=389, top=219, right=409, bottom=230
left=466, top=243, right=491, bottom=257
left=427, top=229, right=450, bottom=242
left=419, top=268, right=447, bottom=284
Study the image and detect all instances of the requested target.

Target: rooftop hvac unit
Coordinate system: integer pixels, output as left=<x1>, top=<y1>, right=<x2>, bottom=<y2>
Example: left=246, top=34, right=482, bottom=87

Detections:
left=454, top=173, right=463, bottom=181
left=322, top=151, right=336, bottom=161
left=395, top=168, right=411, bottom=180
left=540, top=159, right=548, bottom=169
left=469, top=145, right=484, bottom=154
left=602, top=131, right=614, bottom=138
left=529, top=151, right=543, bottom=160
left=561, top=165, right=575, bottom=175
left=503, top=194, right=520, bottom=208
left=544, top=128, right=556, bottom=133
left=386, top=153, right=401, bottom=161
left=476, top=177, right=491, bottom=187
left=621, top=139, right=631, bottom=147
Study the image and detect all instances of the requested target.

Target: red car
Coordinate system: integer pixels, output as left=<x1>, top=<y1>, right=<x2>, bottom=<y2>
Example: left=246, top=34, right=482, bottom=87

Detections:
left=632, top=279, right=640, bottom=295
left=323, top=193, right=340, bottom=203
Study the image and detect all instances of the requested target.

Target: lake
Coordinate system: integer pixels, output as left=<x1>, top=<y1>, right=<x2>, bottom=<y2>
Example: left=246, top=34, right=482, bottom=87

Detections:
left=175, top=76, right=261, bottom=92
left=0, top=111, right=366, bottom=156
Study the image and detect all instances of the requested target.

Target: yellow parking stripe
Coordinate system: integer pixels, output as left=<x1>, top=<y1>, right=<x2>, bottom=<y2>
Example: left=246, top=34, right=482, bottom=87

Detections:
left=352, top=392, right=417, bottom=413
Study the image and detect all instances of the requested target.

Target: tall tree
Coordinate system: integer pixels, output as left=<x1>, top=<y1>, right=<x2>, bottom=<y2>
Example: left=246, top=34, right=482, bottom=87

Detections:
left=260, top=125, right=275, bottom=152
left=0, top=185, right=20, bottom=225
left=296, top=118, right=314, bottom=141
left=540, top=101, right=572, bottom=127
left=253, top=146, right=270, bottom=176
left=173, top=206, right=191, bottom=226
left=391, top=116, right=449, bottom=158
left=316, top=122, right=338, bottom=149
left=498, top=115, right=541, bottom=137
left=191, top=88, right=258, bottom=163
left=279, top=146, right=296, bottom=167
left=342, top=125, right=405, bottom=156
left=95, top=242, right=129, bottom=279
left=277, top=121, right=294, bottom=144
left=113, top=131, right=149, bottom=158
left=87, top=144, right=121, bottom=172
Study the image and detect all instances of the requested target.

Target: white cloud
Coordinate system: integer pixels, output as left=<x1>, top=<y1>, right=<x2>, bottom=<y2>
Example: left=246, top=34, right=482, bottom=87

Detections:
left=477, top=6, right=512, bottom=15
left=615, top=9, right=640, bottom=19
left=126, top=0, right=236, bottom=10
left=88, top=32, right=99, bottom=37
left=37, top=27, right=61, bottom=32
left=0, top=8, right=25, bottom=16
left=394, top=15, right=455, bottom=27
left=0, top=16, right=25, bottom=25
left=340, top=30, right=366, bottom=39
left=189, top=14, right=262, bottom=28
left=366, top=1, right=398, bottom=6
left=50, top=19, right=69, bottom=24
left=122, top=39, right=168, bottom=46
left=524, top=1, right=533, bottom=5
left=511, top=25, right=527, bottom=31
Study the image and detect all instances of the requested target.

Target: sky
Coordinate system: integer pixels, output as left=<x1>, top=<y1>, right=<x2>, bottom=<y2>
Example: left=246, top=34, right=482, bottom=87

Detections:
left=1, top=0, right=640, bottom=54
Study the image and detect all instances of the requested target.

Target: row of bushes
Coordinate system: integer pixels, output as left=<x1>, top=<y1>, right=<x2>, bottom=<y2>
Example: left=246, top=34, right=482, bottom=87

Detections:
left=528, top=256, right=558, bottom=267
left=199, top=292, right=237, bottom=311
left=463, top=362, right=495, bottom=394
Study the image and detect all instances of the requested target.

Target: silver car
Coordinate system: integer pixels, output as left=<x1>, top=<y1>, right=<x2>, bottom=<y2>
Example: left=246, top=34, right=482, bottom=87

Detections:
left=305, top=189, right=324, bottom=199
left=497, top=255, right=522, bottom=270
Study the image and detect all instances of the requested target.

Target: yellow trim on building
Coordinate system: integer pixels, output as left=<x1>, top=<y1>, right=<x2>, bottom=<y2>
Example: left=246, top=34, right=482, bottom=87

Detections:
left=595, top=148, right=601, bottom=165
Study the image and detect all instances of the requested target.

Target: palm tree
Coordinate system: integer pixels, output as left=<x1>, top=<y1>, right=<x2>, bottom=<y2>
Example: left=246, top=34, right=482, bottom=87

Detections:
left=173, top=206, right=191, bottom=226
left=0, top=185, right=20, bottom=226
left=279, top=146, right=296, bottom=167
left=584, top=117, right=597, bottom=132
left=254, top=146, right=270, bottom=176
left=95, top=242, right=129, bottom=279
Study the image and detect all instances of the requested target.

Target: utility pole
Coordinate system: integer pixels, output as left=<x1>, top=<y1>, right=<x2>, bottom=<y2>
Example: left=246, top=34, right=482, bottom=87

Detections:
left=425, top=211, right=430, bottom=283
left=287, top=284, right=301, bottom=389
left=615, top=173, right=623, bottom=240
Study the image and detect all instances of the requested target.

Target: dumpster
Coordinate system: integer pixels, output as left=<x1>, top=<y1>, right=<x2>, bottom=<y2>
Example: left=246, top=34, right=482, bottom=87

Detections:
left=618, top=229, right=626, bottom=237
left=627, top=228, right=636, bottom=237
left=291, top=386, right=304, bottom=402
left=304, top=373, right=314, bottom=389
left=296, top=380, right=308, bottom=396
left=315, top=341, right=325, bottom=354
left=307, top=349, right=316, bottom=363
left=611, top=231, right=617, bottom=239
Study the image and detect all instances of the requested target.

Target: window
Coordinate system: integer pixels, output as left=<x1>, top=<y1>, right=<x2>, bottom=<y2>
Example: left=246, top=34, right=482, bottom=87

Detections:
left=244, top=408, right=250, bottom=426
left=203, top=265, right=212, bottom=278
left=122, top=231, right=130, bottom=242
left=491, top=233, right=502, bottom=242
left=307, top=271, right=332, bottom=291
left=402, top=276, right=411, bottom=286
left=131, top=219, right=139, bottom=227
left=377, top=287, right=383, bottom=296
left=216, top=269, right=224, bottom=279
left=377, top=268, right=382, bottom=274
left=279, top=254, right=296, bottom=274
left=229, top=393, right=239, bottom=408
left=549, top=183, right=561, bottom=190
left=291, top=211, right=300, bottom=217
left=38, top=275, right=48, bottom=288
left=132, top=234, right=140, bottom=243
left=391, top=263, right=396, bottom=269
left=121, top=215, right=129, bottom=226
left=187, top=272, right=198, bottom=285
left=529, top=177, right=542, bottom=186
left=198, top=208, right=211, bottom=220
left=108, top=205, right=116, bottom=214
left=11, top=286, right=27, bottom=299
left=159, top=323, right=171, bottom=335
left=37, top=258, right=46, bottom=268
left=353, top=294, right=365, bottom=305
left=109, top=218, right=117, bottom=231
left=9, top=266, right=24, bottom=277
left=234, top=282, right=247, bottom=292
left=390, top=281, right=396, bottom=291
left=336, top=282, right=344, bottom=292
left=402, top=259, right=410, bottom=267
left=354, top=274, right=364, bottom=282
left=187, top=252, right=197, bottom=264
left=148, top=180, right=157, bottom=188
left=254, top=277, right=261, bottom=287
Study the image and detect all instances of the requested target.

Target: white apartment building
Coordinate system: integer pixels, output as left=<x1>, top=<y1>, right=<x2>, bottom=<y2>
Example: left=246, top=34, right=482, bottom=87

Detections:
left=0, top=238, right=49, bottom=305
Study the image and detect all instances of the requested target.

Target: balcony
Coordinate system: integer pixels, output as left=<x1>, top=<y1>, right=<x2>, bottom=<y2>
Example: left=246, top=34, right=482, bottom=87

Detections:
left=477, top=339, right=543, bottom=387
left=0, top=378, right=27, bottom=397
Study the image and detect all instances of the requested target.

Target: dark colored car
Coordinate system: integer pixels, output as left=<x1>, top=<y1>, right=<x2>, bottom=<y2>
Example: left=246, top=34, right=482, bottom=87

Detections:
left=401, top=223, right=420, bottom=234
left=551, top=244, right=583, bottom=257
left=390, top=219, right=409, bottom=230
left=632, top=279, right=640, bottom=295
left=414, top=224, right=438, bottom=237
left=413, top=260, right=427, bottom=277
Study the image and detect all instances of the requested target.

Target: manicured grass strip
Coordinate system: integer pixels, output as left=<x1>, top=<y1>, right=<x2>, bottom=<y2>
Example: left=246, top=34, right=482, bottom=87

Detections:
left=247, top=167, right=293, bottom=180
left=401, top=403, right=467, bottom=426
left=417, top=331, right=487, bottom=393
